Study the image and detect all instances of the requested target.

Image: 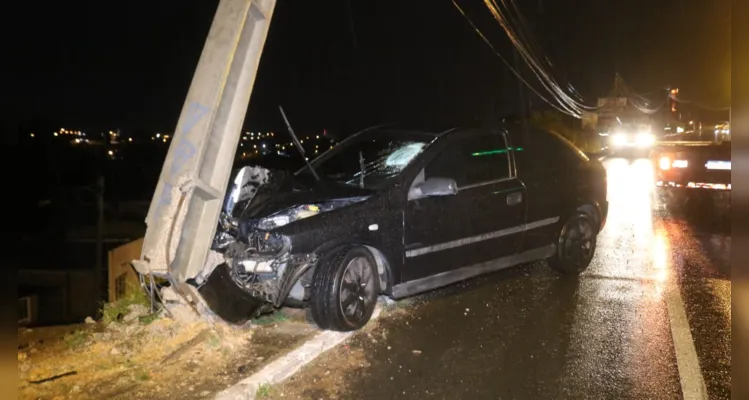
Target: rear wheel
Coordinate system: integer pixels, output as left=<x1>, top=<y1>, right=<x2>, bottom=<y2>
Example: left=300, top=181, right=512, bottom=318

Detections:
left=547, top=212, right=597, bottom=274
left=309, top=246, right=379, bottom=331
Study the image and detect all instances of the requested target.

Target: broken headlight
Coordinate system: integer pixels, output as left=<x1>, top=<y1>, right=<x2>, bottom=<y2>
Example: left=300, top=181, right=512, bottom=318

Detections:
left=257, top=197, right=369, bottom=230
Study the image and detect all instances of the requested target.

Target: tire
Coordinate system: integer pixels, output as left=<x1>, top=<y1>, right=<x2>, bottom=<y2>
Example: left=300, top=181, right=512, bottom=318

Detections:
left=547, top=212, right=597, bottom=275
left=309, top=246, right=380, bottom=331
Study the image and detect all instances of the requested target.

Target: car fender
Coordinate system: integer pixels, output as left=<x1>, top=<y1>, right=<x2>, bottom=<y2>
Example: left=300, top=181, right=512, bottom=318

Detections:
left=570, top=198, right=607, bottom=233
left=312, top=236, right=396, bottom=295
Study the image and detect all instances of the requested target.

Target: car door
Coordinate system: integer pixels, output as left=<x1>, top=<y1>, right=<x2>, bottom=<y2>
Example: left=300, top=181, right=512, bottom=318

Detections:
left=402, top=129, right=526, bottom=282
left=509, top=128, right=584, bottom=251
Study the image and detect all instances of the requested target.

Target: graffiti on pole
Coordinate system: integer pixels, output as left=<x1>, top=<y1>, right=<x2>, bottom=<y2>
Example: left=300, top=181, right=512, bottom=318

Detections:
left=152, top=101, right=210, bottom=221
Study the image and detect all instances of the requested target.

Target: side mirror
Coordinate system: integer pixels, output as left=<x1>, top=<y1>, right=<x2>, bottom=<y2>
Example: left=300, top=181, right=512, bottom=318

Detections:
left=409, top=177, right=458, bottom=200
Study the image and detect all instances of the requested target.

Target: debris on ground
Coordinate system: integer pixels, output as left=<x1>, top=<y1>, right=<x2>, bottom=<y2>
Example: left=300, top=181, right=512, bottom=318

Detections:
left=18, top=294, right=316, bottom=400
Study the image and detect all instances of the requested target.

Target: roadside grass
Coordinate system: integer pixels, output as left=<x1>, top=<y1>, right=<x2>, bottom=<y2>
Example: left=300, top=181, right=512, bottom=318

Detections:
left=255, top=383, right=275, bottom=398
left=134, top=369, right=151, bottom=381
left=252, top=310, right=289, bottom=326
left=63, top=329, right=89, bottom=349
left=138, top=312, right=160, bottom=325
left=100, top=283, right=152, bottom=325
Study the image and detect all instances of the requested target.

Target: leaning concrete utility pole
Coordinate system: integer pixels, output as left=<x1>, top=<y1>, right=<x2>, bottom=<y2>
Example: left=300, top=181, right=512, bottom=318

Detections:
left=132, top=0, right=277, bottom=313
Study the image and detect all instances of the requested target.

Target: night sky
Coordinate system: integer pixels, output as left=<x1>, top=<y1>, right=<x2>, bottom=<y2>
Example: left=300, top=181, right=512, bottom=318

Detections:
left=9, top=0, right=731, bottom=136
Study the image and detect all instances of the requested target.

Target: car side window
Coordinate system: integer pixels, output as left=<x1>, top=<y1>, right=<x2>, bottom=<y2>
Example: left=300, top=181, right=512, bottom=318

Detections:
left=511, top=128, right=585, bottom=173
left=425, top=131, right=510, bottom=187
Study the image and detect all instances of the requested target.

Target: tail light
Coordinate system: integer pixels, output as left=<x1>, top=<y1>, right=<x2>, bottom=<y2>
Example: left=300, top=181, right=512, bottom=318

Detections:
left=659, top=156, right=671, bottom=170
left=672, top=159, right=688, bottom=168
left=658, top=155, right=688, bottom=170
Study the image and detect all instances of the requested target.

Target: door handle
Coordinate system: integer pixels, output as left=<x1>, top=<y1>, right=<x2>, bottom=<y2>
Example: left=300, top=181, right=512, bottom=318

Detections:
left=506, top=192, right=523, bottom=205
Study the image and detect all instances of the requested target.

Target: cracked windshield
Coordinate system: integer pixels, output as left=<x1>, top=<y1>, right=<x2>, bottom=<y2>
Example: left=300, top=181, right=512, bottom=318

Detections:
left=300, top=131, right=429, bottom=188
left=15, top=0, right=732, bottom=399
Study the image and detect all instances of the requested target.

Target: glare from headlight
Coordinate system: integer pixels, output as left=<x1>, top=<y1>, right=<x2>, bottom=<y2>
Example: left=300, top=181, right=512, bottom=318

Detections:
left=636, top=132, right=655, bottom=146
left=612, top=133, right=627, bottom=147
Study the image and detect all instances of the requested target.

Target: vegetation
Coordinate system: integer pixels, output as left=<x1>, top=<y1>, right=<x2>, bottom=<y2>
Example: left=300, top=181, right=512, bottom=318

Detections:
left=64, top=329, right=89, bottom=349
left=134, top=369, right=151, bottom=381
left=100, top=283, right=152, bottom=325
left=252, top=310, right=289, bottom=326
left=255, top=383, right=275, bottom=398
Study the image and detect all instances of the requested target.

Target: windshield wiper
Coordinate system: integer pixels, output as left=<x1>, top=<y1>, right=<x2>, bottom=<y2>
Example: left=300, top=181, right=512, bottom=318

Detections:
left=279, top=105, right=320, bottom=181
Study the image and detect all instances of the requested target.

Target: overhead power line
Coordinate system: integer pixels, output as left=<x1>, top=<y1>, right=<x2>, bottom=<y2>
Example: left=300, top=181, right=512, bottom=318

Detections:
left=453, top=0, right=599, bottom=118
left=614, top=75, right=668, bottom=114
left=485, top=0, right=599, bottom=115
left=451, top=0, right=574, bottom=117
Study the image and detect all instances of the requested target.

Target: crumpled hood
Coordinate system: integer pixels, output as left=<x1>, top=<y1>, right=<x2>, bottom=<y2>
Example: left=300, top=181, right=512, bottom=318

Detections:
left=226, top=166, right=373, bottom=220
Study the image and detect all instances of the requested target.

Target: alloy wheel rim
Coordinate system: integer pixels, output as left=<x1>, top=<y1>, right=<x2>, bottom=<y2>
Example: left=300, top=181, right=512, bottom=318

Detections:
left=339, top=257, right=375, bottom=324
left=562, top=218, right=594, bottom=267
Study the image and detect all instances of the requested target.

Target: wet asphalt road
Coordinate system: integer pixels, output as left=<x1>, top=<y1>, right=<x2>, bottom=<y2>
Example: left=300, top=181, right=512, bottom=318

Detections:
left=282, top=157, right=731, bottom=399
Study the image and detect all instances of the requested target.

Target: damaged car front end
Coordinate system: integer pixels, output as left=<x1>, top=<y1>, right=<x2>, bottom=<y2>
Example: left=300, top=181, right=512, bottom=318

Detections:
left=197, top=165, right=371, bottom=323
left=191, top=128, right=436, bottom=330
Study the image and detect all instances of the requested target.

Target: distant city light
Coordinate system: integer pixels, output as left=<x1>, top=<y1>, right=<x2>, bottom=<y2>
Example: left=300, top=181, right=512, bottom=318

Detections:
left=128, top=137, right=133, bottom=142
left=30, top=133, right=35, bottom=138
left=54, top=132, right=58, bottom=136
left=108, top=150, right=114, bottom=155
left=156, top=133, right=161, bottom=138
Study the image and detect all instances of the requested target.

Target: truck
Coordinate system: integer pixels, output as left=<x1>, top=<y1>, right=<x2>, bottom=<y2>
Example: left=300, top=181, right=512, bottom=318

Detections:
left=596, top=97, right=657, bottom=157
left=650, top=138, right=731, bottom=217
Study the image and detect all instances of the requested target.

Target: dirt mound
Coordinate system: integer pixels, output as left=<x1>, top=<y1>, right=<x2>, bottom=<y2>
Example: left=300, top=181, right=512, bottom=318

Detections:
left=18, top=296, right=317, bottom=400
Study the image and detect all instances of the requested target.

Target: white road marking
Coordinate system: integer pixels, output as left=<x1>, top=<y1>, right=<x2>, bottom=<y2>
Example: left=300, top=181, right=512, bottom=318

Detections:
left=215, top=305, right=382, bottom=400
left=664, top=282, right=708, bottom=400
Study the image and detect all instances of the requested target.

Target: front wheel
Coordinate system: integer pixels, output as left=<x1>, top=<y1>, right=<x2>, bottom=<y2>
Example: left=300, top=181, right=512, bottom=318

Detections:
left=547, top=212, right=597, bottom=275
left=309, top=246, right=380, bottom=331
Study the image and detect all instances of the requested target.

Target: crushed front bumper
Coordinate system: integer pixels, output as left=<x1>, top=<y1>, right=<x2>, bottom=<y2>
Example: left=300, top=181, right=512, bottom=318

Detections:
left=198, top=250, right=317, bottom=324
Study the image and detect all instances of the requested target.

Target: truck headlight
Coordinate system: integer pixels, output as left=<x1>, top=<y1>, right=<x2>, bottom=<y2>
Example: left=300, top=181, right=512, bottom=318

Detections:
left=612, top=133, right=627, bottom=147
left=636, top=132, right=655, bottom=146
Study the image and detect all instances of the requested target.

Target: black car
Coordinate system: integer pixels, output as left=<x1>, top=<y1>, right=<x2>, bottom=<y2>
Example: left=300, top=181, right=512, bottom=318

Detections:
left=199, top=125, right=609, bottom=331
